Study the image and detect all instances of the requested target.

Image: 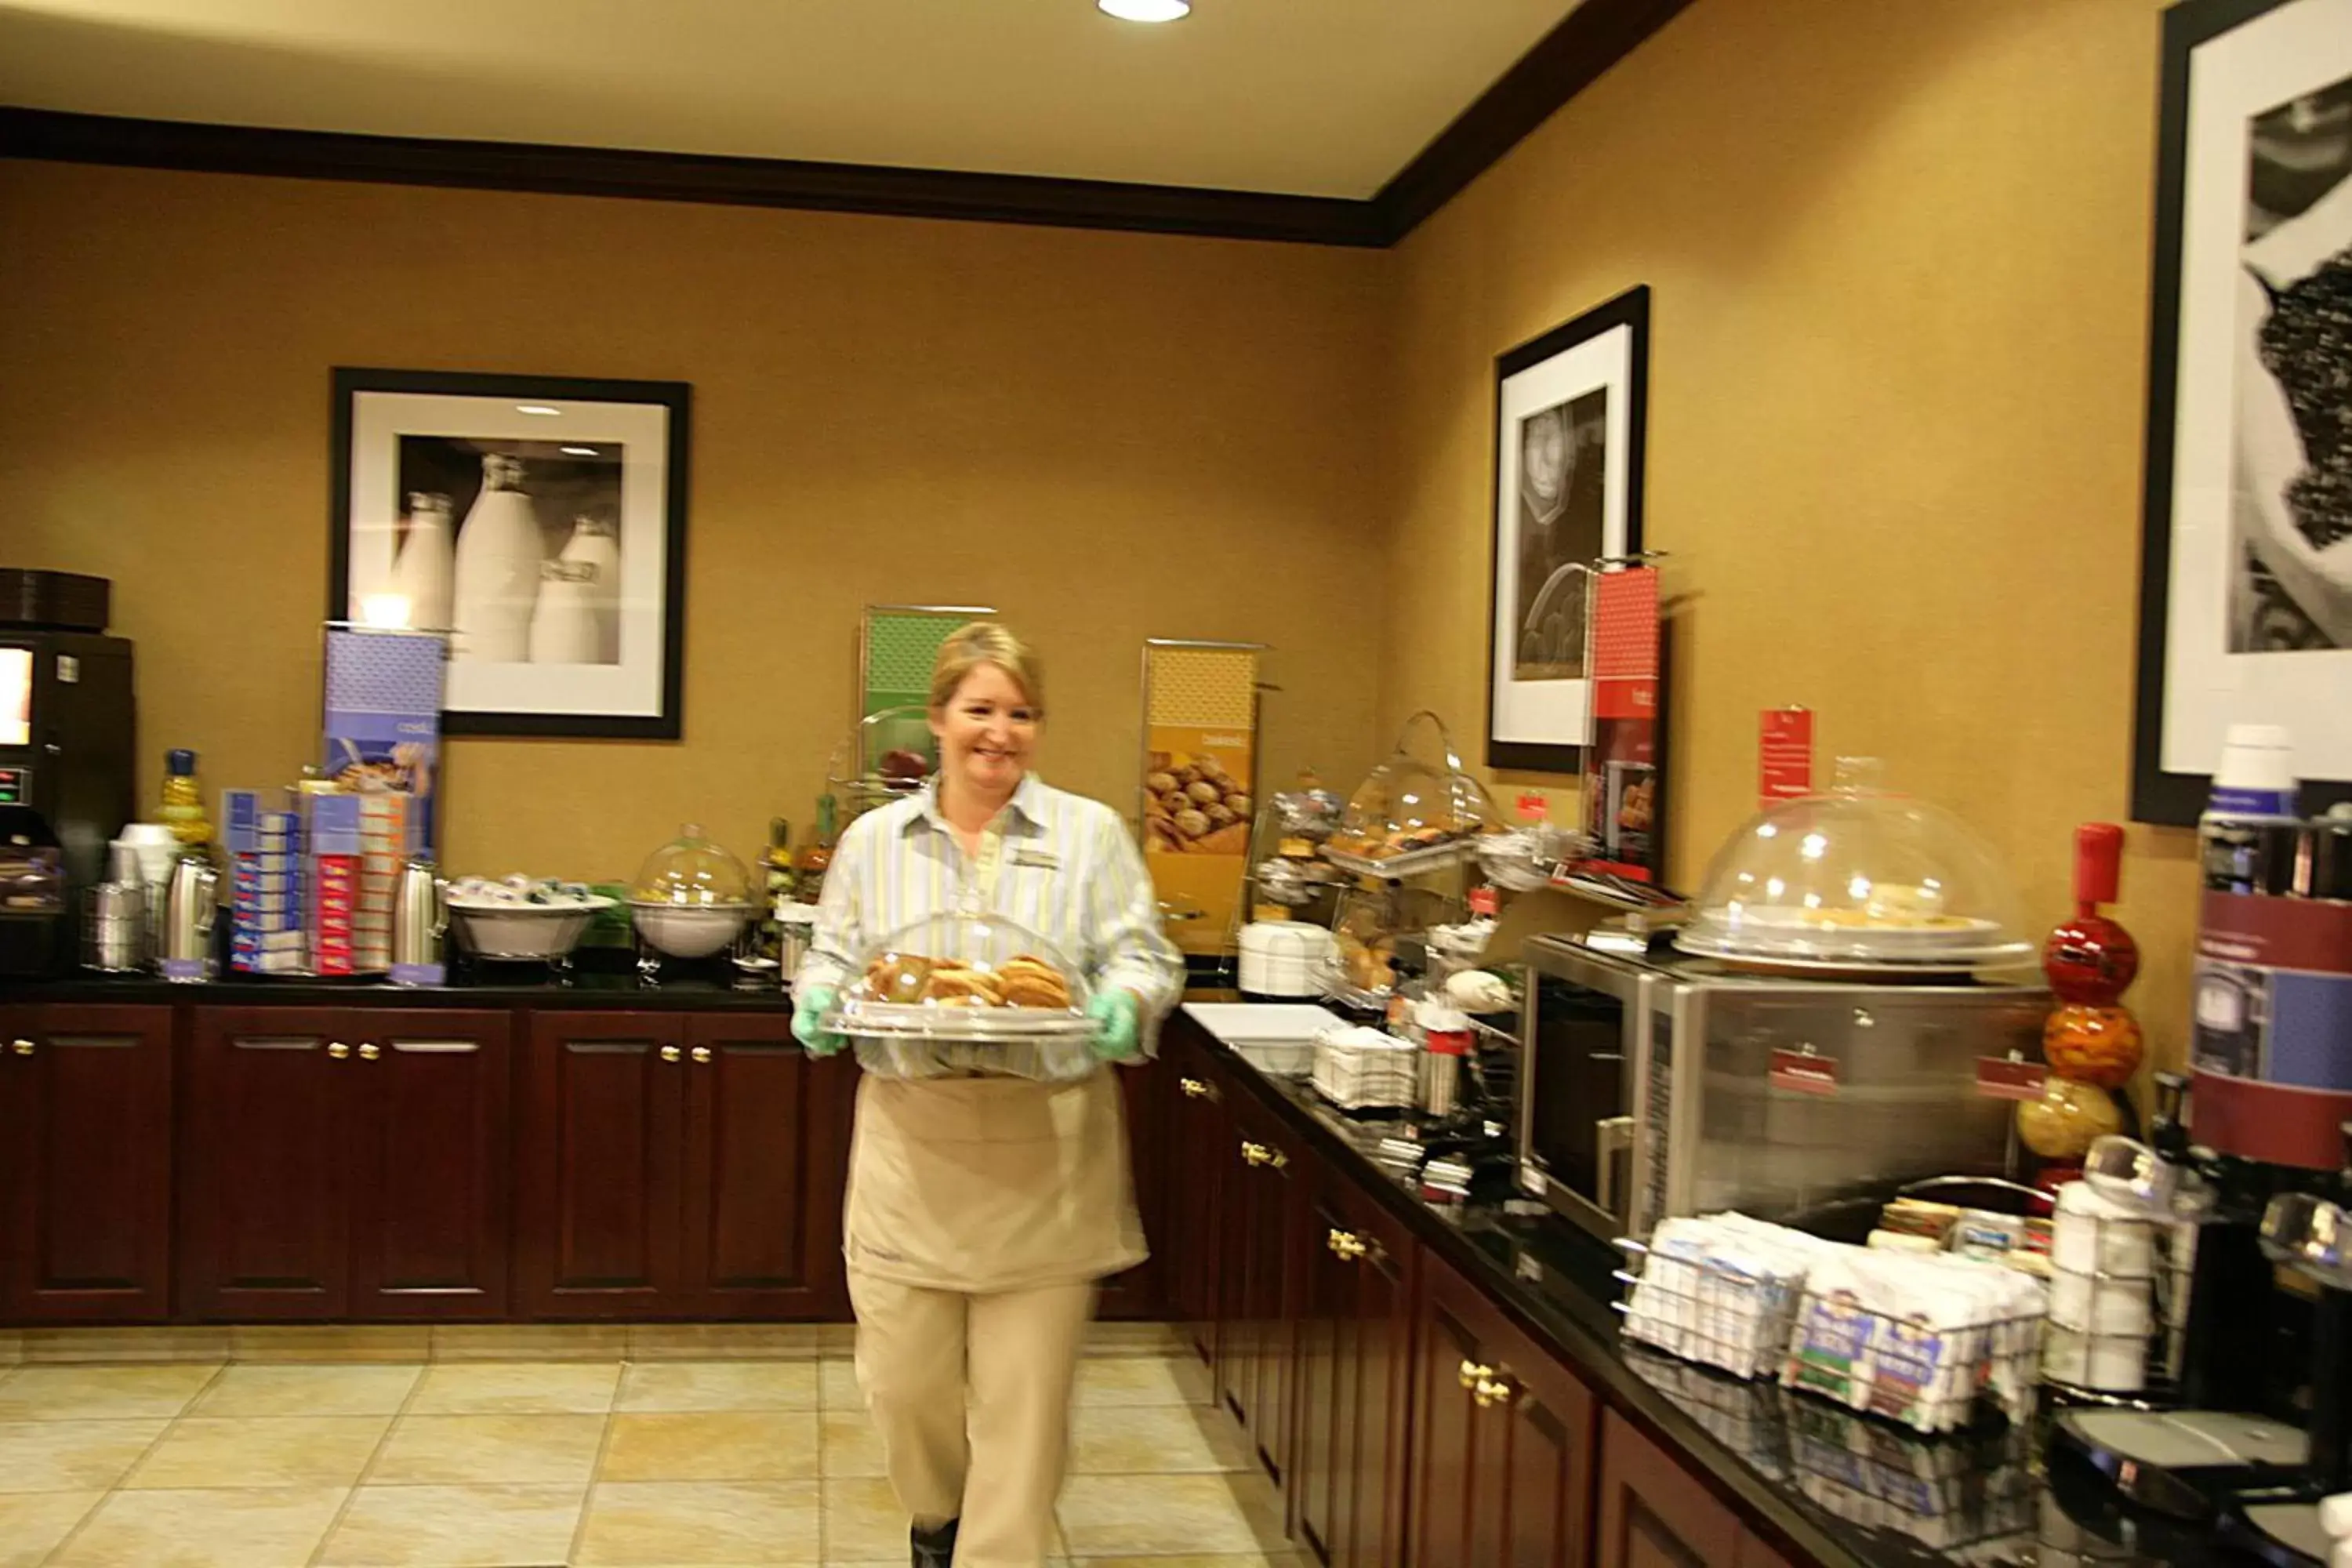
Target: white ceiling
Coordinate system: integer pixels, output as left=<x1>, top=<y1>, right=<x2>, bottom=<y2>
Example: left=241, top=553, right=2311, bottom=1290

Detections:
left=0, top=0, right=1581, bottom=198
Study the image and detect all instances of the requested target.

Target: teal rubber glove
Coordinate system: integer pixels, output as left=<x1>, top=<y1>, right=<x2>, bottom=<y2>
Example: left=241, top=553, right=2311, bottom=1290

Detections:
left=1087, top=989, right=1142, bottom=1062
left=792, top=985, right=847, bottom=1057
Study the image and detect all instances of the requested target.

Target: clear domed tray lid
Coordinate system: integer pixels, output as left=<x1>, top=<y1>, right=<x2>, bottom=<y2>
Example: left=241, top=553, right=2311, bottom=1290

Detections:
left=1322, top=711, right=1497, bottom=877
left=828, top=910, right=1094, bottom=1040
left=1675, top=759, right=2034, bottom=969
left=630, top=823, right=756, bottom=908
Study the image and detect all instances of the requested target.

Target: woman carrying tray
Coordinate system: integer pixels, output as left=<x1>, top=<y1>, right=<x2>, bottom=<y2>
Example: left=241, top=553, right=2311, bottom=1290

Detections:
left=792, top=621, right=1182, bottom=1568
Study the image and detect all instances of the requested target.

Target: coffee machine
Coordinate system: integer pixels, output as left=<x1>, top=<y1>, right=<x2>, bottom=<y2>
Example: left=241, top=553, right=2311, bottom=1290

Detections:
left=0, top=569, right=136, bottom=977
left=2049, top=1101, right=2352, bottom=1566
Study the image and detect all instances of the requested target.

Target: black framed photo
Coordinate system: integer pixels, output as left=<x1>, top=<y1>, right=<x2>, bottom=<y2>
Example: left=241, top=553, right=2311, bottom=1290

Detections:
left=1486, top=285, right=1650, bottom=774
left=328, top=368, right=691, bottom=739
left=2133, top=0, right=2352, bottom=823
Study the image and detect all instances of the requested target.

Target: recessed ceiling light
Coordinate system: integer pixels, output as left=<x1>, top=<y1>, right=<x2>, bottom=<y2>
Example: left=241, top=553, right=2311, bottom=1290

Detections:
left=1099, top=0, right=1189, bottom=20
left=516, top=404, right=562, bottom=416
left=560, top=445, right=600, bottom=456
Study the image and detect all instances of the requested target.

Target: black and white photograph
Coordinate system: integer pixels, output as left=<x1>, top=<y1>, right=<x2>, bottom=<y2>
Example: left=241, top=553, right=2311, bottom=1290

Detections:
left=1512, top=387, right=1610, bottom=682
left=328, top=368, right=691, bottom=739
left=1486, top=285, right=1649, bottom=775
left=2133, top=0, right=2352, bottom=823
left=2230, top=71, right=2352, bottom=652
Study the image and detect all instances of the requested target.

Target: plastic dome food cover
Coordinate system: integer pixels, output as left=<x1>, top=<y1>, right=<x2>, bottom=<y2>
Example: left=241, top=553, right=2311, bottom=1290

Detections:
left=1322, top=711, right=1495, bottom=866
left=630, top=824, right=756, bottom=907
left=828, top=910, right=1094, bottom=1040
left=1675, top=759, right=2032, bottom=967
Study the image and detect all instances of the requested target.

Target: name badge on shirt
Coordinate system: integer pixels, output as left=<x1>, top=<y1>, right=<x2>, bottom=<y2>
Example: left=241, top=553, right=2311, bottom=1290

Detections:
left=1010, top=849, right=1062, bottom=871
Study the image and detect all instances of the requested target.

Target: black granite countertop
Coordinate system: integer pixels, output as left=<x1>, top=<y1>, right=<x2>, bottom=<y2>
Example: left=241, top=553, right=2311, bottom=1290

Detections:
left=0, top=953, right=797, bottom=1011
left=1173, top=1009, right=2259, bottom=1568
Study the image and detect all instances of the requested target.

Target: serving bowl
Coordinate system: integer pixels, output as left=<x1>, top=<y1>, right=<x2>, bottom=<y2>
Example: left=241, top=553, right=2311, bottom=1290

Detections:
left=447, top=895, right=614, bottom=961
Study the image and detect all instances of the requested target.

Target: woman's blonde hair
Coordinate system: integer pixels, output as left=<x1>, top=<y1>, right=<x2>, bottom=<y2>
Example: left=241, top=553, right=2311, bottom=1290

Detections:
left=928, top=622, right=1044, bottom=715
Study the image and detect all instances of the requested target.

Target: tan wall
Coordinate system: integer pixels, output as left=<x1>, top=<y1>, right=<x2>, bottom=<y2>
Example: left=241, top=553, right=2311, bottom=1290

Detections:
left=1380, top=0, right=2205, bottom=1063
left=0, top=161, right=1389, bottom=878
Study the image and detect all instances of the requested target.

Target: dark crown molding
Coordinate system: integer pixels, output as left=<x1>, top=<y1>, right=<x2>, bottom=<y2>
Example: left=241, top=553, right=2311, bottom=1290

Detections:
left=0, top=0, right=1690, bottom=249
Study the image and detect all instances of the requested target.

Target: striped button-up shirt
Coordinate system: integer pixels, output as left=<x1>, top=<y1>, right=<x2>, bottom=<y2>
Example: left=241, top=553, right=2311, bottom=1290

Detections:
left=797, top=774, right=1184, bottom=1082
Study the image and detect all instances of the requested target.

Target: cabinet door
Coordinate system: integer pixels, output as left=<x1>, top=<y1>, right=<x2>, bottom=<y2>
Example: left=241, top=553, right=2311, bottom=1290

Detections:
left=1595, top=1409, right=1741, bottom=1568
left=681, top=1016, right=851, bottom=1319
left=345, top=1010, right=512, bottom=1319
left=1414, top=1250, right=1597, bottom=1568
left=1334, top=1183, right=1415, bottom=1568
left=1094, top=1056, right=1163, bottom=1320
left=1298, top=1163, right=1417, bottom=1568
left=181, top=1009, right=356, bottom=1319
left=2, top=1005, right=173, bottom=1322
left=515, top=1011, right=688, bottom=1319
left=1164, top=1030, right=1228, bottom=1368
left=1229, top=1094, right=1301, bottom=1486
left=1411, top=1267, right=1484, bottom=1567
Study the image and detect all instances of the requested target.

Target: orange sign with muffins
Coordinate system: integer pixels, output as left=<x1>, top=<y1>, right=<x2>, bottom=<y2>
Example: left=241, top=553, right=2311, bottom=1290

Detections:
left=1139, top=643, right=1262, bottom=956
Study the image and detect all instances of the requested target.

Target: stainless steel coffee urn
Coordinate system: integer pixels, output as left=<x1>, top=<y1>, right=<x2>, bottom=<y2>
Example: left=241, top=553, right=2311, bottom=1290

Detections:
left=390, top=858, right=445, bottom=986
left=158, top=855, right=217, bottom=982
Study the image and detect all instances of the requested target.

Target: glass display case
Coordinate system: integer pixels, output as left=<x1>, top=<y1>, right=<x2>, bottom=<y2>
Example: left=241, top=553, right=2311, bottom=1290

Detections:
left=628, top=823, right=758, bottom=972
left=1675, top=759, right=2033, bottom=975
left=826, top=910, right=1093, bottom=1041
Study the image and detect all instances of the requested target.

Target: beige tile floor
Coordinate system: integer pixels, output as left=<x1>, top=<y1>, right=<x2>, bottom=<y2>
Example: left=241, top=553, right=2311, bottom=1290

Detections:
left=0, top=1332, right=1300, bottom=1568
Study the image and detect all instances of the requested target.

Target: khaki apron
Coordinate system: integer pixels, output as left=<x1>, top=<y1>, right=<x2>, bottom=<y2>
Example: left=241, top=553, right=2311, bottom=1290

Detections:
left=844, top=1069, right=1145, bottom=1294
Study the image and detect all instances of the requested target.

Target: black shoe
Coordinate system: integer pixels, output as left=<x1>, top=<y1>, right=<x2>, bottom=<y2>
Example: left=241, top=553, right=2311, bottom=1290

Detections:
left=910, top=1517, right=959, bottom=1568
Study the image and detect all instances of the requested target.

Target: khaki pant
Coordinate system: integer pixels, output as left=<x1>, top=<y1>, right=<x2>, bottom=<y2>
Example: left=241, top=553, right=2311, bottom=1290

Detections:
left=850, top=1270, right=1097, bottom=1567
left=843, top=1071, right=1142, bottom=1567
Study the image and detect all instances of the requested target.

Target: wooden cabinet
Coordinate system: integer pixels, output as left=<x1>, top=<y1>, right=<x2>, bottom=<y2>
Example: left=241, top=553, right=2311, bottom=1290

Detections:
left=1160, top=1029, right=1229, bottom=1366
left=517, top=1011, right=850, bottom=1320
left=680, top=1014, right=852, bottom=1318
left=1291, top=1156, right=1416, bottom=1568
left=347, top=1012, right=513, bottom=1318
left=1595, top=1409, right=1797, bottom=1568
left=0, top=1004, right=174, bottom=1322
left=1215, top=1087, right=1302, bottom=1486
left=1094, top=1055, right=1163, bottom=1321
left=181, top=1007, right=510, bottom=1320
left=1411, top=1247, right=1597, bottom=1568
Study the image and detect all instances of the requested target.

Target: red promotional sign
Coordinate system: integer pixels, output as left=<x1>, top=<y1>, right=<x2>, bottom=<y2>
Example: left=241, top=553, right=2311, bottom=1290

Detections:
left=1769, top=1048, right=1839, bottom=1097
left=1975, top=1057, right=2049, bottom=1102
left=1591, top=568, right=1660, bottom=722
left=1760, top=708, right=1814, bottom=808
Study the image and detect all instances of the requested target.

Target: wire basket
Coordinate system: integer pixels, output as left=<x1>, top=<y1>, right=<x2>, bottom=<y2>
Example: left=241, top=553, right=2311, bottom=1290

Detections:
left=1616, top=1235, right=2046, bottom=1436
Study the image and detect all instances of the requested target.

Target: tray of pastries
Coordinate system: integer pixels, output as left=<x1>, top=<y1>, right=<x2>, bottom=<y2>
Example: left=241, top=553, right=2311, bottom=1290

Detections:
left=825, top=913, right=1096, bottom=1040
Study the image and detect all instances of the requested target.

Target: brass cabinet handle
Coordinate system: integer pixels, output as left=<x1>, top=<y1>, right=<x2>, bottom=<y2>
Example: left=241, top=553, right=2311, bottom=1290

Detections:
left=9, top=1038, right=34, bottom=1056
left=1474, top=1374, right=1515, bottom=1409
left=326, top=1042, right=351, bottom=1060
left=659, top=1045, right=683, bottom=1063
left=1458, top=1359, right=1494, bottom=1390
left=1327, top=1229, right=1367, bottom=1262
left=1240, top=1140, right=1269, bottom=1167
left=358, top=1043, right=381, bottom=1061
left=1179, top=1076, right=1210, bottom=1098
left=691, top=1045, right=713, bottom=1064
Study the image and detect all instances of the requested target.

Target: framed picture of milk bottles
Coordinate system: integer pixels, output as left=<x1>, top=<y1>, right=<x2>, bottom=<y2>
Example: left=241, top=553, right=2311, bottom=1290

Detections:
left=327, top=368, right=691, bottom=739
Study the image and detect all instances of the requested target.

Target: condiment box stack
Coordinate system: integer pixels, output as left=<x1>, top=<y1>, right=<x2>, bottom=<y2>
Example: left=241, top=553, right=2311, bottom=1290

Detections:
left=308, top=794, right=409, bottom=976
left=310, top=796, right=363, bottom=976
left=223, top=790, right=307, bottom=975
